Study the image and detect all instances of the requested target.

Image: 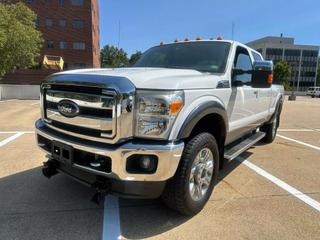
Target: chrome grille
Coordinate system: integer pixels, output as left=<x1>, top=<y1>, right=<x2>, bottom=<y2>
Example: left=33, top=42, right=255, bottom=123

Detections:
left=43, top=85, right=117, bottom=142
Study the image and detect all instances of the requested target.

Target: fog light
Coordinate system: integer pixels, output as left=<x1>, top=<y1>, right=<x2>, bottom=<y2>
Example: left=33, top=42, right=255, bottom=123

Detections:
left=126, top=154, right=158, bottom=174
left=140, top=156, right=152, bottom=169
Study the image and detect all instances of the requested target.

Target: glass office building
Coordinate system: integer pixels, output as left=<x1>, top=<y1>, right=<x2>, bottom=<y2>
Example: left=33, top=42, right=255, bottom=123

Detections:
left=247, top=36, right=319, bottom=91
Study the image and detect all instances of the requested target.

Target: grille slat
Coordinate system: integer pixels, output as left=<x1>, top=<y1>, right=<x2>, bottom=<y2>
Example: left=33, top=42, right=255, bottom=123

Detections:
left=46, top=101, right=112, bottom=118
left=43, top=85, right=117, bottom=142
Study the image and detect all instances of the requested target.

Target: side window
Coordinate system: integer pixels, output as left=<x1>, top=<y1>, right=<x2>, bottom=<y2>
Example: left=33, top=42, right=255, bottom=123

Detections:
left=233, top=47, right=253, bottom=85
left=252, top=51, right=263, bottom=61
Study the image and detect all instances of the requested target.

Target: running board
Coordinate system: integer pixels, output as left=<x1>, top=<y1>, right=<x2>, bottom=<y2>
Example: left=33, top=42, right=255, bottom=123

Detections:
left=224, top=132, right=266, bottom=160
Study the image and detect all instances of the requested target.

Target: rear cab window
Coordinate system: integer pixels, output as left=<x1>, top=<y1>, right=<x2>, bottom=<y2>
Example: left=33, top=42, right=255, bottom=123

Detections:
left=251, top=51, right=263, bottom=61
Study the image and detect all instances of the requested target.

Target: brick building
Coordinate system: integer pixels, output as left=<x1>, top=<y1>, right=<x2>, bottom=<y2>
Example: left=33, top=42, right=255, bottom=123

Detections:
left=0, top=0, right=100, bottom=97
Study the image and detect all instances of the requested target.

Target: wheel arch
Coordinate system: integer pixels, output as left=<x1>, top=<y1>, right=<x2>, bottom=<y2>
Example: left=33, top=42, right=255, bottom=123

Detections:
left=176, top=101, right=228, bottom=151
left=267, top=94, right=284, bottom=124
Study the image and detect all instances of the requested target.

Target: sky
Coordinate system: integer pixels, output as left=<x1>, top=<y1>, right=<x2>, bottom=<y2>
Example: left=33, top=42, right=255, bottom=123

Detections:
left=99, top=0, right=320, bottom=56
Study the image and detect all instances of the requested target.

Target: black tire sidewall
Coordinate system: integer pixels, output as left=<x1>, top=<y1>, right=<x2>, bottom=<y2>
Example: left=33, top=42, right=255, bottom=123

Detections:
left=182, top=133, right=219, bottom=213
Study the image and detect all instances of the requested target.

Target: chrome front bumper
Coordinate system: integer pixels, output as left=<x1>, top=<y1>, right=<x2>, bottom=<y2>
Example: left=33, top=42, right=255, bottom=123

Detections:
left=35, top=119, right=184, bottom=182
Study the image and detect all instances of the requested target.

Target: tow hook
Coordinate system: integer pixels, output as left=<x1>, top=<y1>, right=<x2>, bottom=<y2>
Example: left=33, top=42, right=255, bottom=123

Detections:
left=42, top=160, right=58, bottom=178
left=91, top=181, right=111, bottom=205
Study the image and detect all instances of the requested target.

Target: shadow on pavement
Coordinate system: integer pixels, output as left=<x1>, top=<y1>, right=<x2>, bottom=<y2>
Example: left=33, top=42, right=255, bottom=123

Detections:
left=0, top=167, right=103, bottom=240
left=119, top=152, right=249, bottom=239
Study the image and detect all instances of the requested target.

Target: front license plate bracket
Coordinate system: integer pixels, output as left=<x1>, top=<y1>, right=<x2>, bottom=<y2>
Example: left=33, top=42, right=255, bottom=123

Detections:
left=51, top=141, right=74, bottom=165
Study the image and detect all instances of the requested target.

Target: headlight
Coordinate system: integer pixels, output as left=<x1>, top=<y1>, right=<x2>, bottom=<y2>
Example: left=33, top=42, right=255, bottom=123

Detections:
left=135, top=90, right=184, bottom=139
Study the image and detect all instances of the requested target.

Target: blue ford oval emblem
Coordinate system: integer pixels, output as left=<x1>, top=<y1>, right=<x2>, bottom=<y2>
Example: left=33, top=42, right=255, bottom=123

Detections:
left=57, top=100, right=80, bottom=118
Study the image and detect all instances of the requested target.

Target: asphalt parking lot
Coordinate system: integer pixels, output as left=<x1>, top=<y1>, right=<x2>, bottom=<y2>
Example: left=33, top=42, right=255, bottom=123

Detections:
left=0, top=97, right=319, bottom=240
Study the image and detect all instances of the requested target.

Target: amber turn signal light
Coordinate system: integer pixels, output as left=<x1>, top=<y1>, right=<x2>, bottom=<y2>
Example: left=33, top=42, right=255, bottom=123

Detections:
left=267, top=74, right=273, bottom=84
left=170, top=99, right=184, bottom=115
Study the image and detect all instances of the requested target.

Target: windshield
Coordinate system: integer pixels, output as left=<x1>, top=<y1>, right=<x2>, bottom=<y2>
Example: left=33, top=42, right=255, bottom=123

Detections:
left=134, top=41, right=231, bottom=73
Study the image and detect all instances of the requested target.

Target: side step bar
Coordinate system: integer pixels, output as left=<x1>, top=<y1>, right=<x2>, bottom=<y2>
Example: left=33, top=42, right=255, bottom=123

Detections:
left=224, top=132, right=266, bottom=160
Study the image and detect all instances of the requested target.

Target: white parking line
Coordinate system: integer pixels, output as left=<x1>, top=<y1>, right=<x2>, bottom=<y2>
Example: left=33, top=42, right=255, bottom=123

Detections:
left=0, top=99, right=16, bottom=103
left=277, top=134, right=320, bottom=151
left=0, top=131, right=34, bottom=134
left=237, top=156, right=320, bottom=212
left=102, top=195, right=121, bottom=240
left=0, top=132, right=24, bottom=147
left=278, top=129, right=314, bottom=132
left=31, top=101, right=40, bottom=105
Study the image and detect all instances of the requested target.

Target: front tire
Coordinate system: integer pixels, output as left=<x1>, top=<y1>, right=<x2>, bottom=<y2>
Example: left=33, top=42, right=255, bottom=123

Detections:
left=161, top=133, right=219, bottom=216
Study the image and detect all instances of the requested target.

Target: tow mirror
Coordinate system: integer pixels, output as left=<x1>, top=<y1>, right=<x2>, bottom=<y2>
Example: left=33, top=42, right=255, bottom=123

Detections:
left=251, top=61, right=273, bottom=88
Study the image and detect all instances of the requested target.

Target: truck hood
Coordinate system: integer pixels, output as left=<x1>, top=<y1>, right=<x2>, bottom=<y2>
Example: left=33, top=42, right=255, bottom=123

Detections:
left=52, top=67, right=223, bottom=90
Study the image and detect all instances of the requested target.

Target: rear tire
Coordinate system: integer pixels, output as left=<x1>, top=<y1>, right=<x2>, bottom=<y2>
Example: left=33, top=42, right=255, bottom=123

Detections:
left=261, top=112, right=279, bottom=143
left=161, top=133, right=219, bottom=216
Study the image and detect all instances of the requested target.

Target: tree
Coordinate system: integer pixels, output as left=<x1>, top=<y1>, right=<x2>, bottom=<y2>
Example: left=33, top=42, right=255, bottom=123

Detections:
left=100, top=45, right=129, bottom=68
left=274, top=61, right=291, bottom=91
left=129, top=51, right=142, bottom=66
left=0, top=2, right=43, bottom=77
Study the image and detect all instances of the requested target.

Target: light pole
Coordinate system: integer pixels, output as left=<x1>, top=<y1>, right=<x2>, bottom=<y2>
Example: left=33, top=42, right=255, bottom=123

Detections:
left=289, top=62, right=298, bottom=101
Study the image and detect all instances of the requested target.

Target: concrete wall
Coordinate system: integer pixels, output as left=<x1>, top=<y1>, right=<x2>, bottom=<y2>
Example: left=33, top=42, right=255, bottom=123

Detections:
left=0, top=84, right=40, bottom=100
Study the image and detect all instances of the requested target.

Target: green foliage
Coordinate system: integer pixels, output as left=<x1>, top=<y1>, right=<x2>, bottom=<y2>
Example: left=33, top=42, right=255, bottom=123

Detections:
left=100, top=45, right=129, bottom=68
left=129, top=51, right=142, bottom=66
left=0, top=2, right=43, bottom=77
left=274, top=61, right=292, bottom=91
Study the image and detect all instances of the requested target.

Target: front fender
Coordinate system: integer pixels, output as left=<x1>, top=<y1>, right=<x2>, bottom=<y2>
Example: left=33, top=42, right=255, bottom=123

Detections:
left=169, top=95, right=228, bottom=140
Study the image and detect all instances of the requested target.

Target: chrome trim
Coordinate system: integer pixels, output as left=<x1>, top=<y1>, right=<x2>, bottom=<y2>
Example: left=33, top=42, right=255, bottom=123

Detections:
left=40, top=73, right=136, bottom=144
left=44, top=123, right=112, bottom=143
left=46, top=90, right=115, bottom=109
left=47, top=109, right=113, bottom=130
left=45, top=89, right=116, bottom=138
left=36, top=119, right=184, bottom=181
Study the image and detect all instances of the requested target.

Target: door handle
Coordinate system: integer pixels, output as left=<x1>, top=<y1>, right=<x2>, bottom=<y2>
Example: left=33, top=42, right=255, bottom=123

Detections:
left=254, top=90, right=258, bottom=98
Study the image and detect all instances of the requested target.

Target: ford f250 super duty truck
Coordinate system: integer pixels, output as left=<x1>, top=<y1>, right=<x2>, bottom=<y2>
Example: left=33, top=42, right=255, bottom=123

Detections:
left=35, top=40, right=284, bottom=215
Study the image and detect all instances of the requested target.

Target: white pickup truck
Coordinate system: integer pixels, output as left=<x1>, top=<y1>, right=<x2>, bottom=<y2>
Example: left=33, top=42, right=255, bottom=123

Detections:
left=36, top=40, right=284, bottom=215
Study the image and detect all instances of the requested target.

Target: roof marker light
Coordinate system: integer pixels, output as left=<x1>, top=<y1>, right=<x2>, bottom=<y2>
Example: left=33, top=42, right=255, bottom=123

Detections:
left=184, top=38, right=189, bottom=42
left=196, top=37, right=201, bottom=40
left=174, top=38, right=179, bottom=43
left=160, top=41, right=164, bottom=46
left=216, top=36, right=223, bottom=40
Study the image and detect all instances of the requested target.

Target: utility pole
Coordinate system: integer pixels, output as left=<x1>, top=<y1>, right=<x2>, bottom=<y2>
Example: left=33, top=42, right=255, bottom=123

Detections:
left=231, top=22, right=235, bottom=40
left=297, top=49, right=303, bottom=92
left=289, top=62, right=298, bottom=101
left=117, top=21, right=121, bottom=49
left=315, top=48, right=319, bottom=87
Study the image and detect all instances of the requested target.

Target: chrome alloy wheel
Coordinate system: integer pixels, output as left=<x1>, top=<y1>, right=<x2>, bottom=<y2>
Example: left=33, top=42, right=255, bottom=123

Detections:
left=272, top=115, right=278, bottom=137
left=189, top=148, right=214, bottom=201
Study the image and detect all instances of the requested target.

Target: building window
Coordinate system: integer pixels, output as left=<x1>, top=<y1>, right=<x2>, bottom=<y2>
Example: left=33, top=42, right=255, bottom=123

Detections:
left=72, top=20, right=84, bottom=29
left=60, top=41, right=67, bottom=49
left=45, top=0, right=51, bottom=5
left=59, top=0, right=64, bottom=6
left=46, top=18, right=53, bottom=27
left=47, top=40, right=54, bottom=49
left=59, top=19, right=66, bottom=27
left=26, top=0, right=35, bottom=4
left=71, top=0, right=84, bottom=6
left=73, top=42, right=85, bottom=50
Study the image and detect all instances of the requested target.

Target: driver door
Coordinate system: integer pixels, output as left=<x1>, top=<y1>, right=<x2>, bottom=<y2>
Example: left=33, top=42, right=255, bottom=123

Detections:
left=227, top=46, right=259, bottom=142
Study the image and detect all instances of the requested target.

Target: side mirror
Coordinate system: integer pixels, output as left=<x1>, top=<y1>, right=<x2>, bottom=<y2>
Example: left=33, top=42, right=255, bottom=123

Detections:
left=251, top=61, right=273, bottom=88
